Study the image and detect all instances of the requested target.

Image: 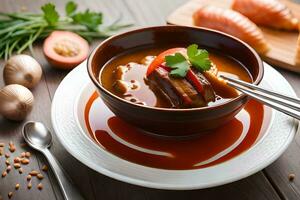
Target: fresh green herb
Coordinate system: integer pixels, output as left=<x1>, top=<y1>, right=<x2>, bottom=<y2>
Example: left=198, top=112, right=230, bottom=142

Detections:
left=0, top=1, right=132, bottom=59
left=72, top=10, right=103, bottom=31
left=187, top=44, right=211, bottom=71
left=164, top=44, right=212, bottom=78
left=42, top=3, right=59, bottom=26
left=165, top=53, right=190, bottom=77
left=65, top=1, right=77, bottom=16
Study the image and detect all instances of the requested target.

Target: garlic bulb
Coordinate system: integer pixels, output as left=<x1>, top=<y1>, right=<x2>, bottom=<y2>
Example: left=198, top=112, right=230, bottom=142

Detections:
left=0, top=84, right=34, bottom=121
left=3, top=54, right=42, bottom=88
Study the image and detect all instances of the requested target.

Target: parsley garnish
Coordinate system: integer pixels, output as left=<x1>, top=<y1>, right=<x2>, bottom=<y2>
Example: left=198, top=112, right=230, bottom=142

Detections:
left=187, top=44, right=211, bottom=71
left=165, top=53, right=190, bottom=77
left=165, top=44, right=212, bottom=78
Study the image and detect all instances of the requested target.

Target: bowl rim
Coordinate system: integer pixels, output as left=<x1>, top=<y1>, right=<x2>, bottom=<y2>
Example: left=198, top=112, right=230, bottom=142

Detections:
left=87, top=25, right=264, bottom=112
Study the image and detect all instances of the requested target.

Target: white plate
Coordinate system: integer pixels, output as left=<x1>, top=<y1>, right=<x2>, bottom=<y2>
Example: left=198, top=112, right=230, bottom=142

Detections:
left=52, top=61, right=298, bottom=190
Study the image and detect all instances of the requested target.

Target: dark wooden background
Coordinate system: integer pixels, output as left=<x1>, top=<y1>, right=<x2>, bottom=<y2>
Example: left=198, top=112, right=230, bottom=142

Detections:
left=0, top=0, right=300, bottom=199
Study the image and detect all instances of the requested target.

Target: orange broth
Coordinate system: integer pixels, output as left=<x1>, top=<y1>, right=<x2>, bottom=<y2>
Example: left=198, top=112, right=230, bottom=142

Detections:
left=100, top=46, right=252, bottom=108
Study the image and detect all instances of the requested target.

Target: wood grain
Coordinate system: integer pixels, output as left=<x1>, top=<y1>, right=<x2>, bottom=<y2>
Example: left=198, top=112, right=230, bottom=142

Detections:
left=0, top=57, right=59, bottom=199
left=262, top=68, right=300, bottom=200
left=88, top=171, right=281, bottom=200
left=0, top=0, right=300, bottom=200
left=166, top=0, right=300, bottom=73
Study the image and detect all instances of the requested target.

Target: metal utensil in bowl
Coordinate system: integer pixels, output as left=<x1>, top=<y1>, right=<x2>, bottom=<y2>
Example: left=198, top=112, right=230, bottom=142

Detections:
left=221, top=75, right=300, bottom=120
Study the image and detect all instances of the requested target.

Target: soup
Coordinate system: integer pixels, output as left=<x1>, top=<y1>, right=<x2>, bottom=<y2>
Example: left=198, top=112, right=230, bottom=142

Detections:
left=100, top=45, right=252, bottom=108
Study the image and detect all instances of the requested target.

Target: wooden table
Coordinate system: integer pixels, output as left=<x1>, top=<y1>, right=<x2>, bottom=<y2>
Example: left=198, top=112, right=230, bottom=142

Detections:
left=0, top=0, right=299, bottom=199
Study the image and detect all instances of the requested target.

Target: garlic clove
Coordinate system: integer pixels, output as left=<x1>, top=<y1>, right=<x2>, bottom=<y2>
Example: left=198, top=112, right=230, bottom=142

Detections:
left=0, top=84, right=34, bottom=121
left=3, top=54, right=42, bottom=89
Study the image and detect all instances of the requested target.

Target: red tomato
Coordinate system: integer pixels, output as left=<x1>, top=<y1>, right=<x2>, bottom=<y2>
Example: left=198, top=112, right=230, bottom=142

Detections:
left=146, top=48, right=186, bottom=76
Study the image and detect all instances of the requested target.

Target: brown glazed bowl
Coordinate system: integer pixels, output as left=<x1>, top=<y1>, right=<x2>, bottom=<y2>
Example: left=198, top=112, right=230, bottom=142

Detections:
left=87, top=26, right=263, bottom=137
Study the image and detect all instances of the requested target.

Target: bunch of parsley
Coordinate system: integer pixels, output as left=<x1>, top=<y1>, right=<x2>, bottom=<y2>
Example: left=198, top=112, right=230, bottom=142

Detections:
left=0, top=1, right=131, bottom=60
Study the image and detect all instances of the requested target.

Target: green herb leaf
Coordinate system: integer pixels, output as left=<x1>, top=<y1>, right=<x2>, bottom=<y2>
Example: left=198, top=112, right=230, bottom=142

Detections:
left=66, top=1, right=77, bottom=16
left=41, top=3, right=59, bottom=26
left=187, top=44, right=211, bottom=71
left=165, top=53, right=190, bottom=78
left=72, top=10, right=102, bottom=31
left=0, top=2, right=131, bottom=59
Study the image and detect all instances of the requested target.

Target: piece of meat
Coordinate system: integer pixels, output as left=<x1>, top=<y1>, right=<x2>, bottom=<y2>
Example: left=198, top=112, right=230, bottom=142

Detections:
left=148, top=67, right=206, bottom=108
left=187, top=69, right=216, bottom=103
left=203, top=71, right=239, bottom=98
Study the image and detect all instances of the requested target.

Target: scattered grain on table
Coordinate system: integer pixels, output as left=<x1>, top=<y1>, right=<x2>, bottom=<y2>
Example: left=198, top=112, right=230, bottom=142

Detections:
left=8, top=192, right=13, bottom=199
left=6, top=165, right=12, bottom=173
left=5, top=159, right=10, bottom=166
left=27, top=175, right=32, bottom=181
left=14, top=157, right=21, bottom=163
left=37, top=173, right=44, bottom=180
left=0, top=141, right=47, bottom=196
left=27, top=182, right=32, bottom=189
left=42, top=165, right=48, bottom=172
left=25, top=152, right=31, bottom=158
left=29, top=170, right=39, bottom=176
left=2, top=171, right=7, bottom=178
left=21, top=158, right=30, bottom=165
left=37, top=183, right=43, bottom=190
left=14, top=163, right=21, bottom=169
left=18, top=168, right=23, bottom=174
left=8, top=142, right=16, bottom=153
left=289, top=173, right=295, bottom=181
left=20, top=152, right=26, bottom=158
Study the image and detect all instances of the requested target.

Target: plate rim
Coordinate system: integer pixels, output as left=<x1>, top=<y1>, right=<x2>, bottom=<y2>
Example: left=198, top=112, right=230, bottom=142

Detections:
left=51, top=61, right=299, bottom=190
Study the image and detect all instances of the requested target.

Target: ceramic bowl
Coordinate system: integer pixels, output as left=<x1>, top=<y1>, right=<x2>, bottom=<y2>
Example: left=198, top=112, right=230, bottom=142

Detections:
left=87, top=25, right=263, bottom=137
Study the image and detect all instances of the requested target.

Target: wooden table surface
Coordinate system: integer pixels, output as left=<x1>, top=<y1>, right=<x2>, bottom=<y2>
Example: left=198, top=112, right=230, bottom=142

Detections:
left=0, top=0, right=300, bottom=199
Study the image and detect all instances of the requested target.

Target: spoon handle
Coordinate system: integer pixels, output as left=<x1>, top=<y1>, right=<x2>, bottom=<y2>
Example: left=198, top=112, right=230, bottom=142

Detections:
left=42, top=149, right=85, bottom=200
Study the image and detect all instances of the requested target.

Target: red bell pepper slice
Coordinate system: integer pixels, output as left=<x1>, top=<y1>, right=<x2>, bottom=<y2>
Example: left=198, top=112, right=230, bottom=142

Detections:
left=146, top=48, right=185, bottom=76
left=186, top=70, right=204, bottom=96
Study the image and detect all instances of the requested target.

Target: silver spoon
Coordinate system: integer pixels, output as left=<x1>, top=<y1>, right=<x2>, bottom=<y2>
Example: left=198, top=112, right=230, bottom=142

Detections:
left=22, top=121, right=84, bottom=200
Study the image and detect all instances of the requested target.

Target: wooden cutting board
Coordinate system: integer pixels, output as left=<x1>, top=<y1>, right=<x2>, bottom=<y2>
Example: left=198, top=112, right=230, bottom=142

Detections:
left=167, top=0, right=300, bottom=73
